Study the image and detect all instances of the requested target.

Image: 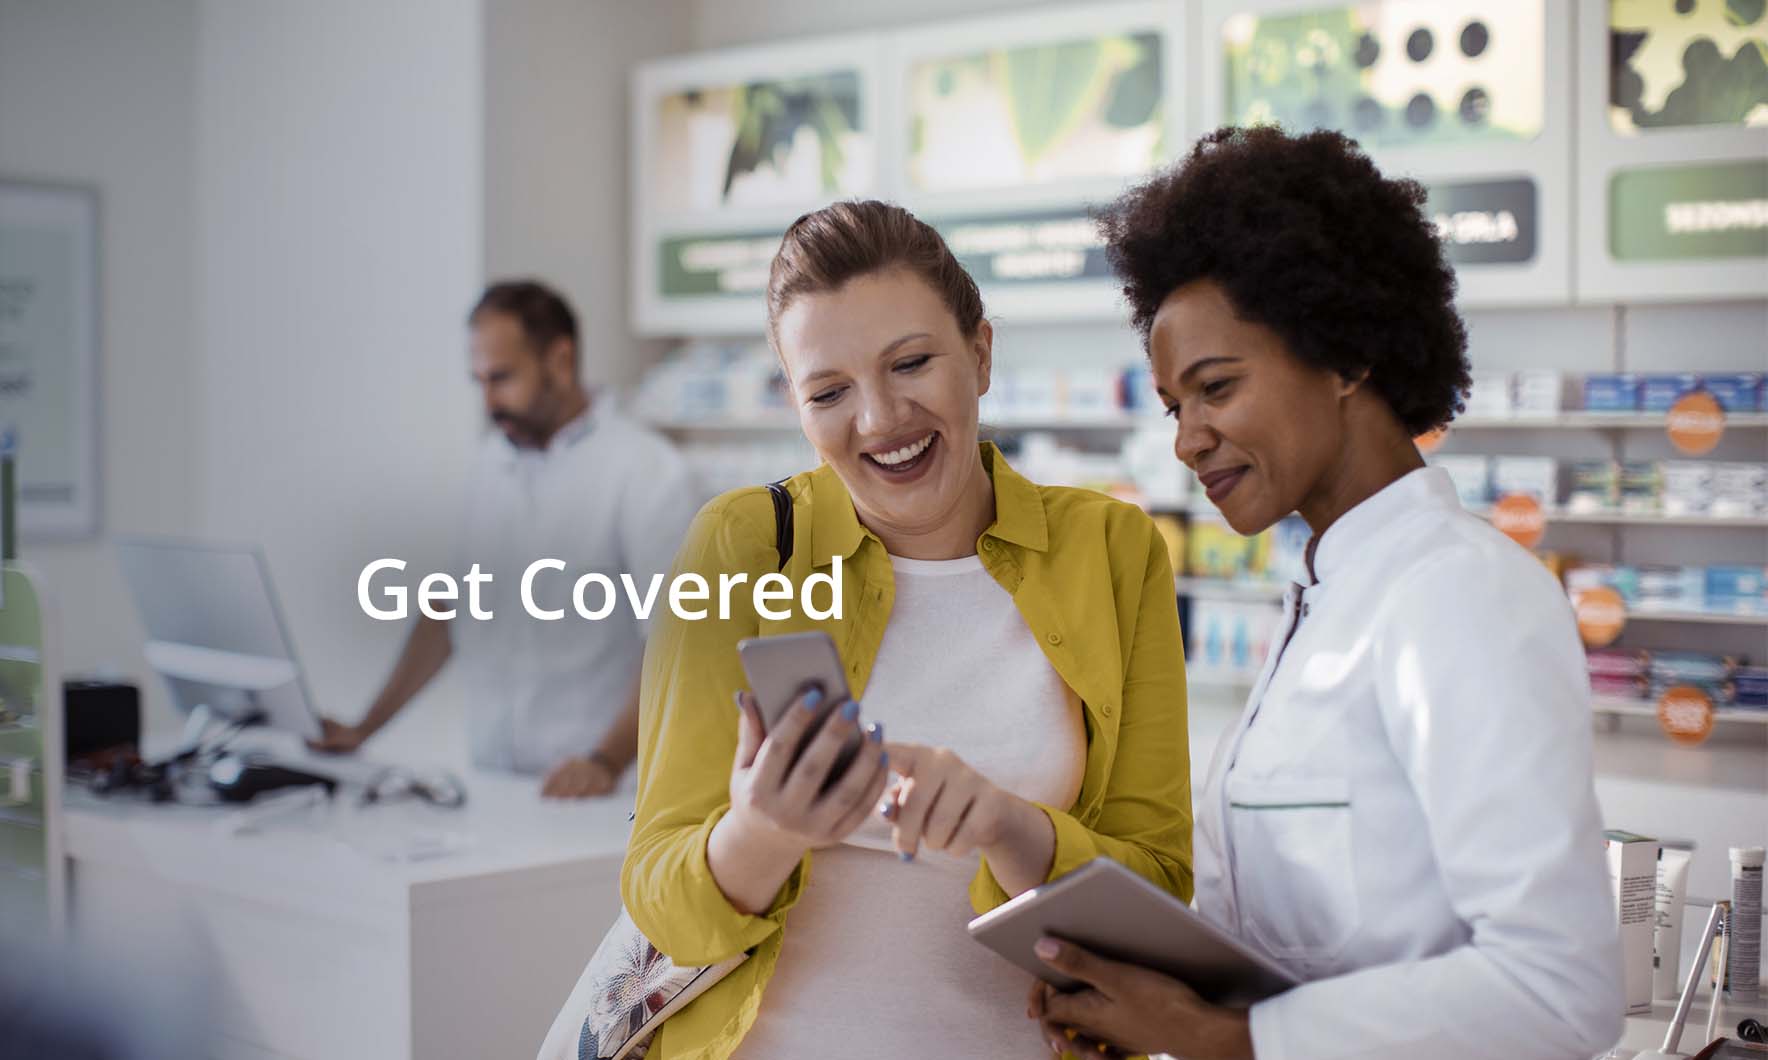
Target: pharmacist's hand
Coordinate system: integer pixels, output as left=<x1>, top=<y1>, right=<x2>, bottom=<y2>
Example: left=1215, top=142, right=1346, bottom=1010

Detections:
left=1027, top=938, right=1253, bottom=1060
left=307, top=717, right=367, bottom=754
left=540, top=755, right=618, bottom=799
left=727, top=689, right=888, bottom=852
left=879, top=743, right=1029, bottom=862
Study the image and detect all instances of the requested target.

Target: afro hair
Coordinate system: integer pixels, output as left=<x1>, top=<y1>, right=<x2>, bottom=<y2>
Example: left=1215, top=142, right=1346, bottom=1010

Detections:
left=1097, top=125, right=1471, bottom=436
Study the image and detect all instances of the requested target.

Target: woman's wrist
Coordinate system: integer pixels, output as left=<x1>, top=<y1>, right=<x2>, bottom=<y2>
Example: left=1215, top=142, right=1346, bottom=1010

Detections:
left=708, top=806, right=810, bottom=915
left=981, top=795, right=1056, bottom=895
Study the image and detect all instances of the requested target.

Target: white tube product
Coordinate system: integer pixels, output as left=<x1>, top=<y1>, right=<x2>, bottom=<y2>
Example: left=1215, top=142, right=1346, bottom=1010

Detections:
left=1654, top=845, right=1694, bottom=999
left=1728, top=846, right=1763, bottom=1001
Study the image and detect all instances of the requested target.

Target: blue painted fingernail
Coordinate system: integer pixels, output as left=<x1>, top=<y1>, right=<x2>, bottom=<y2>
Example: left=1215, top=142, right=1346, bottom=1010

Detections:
left=732, top=691, right=744, bottom=711
left=868, top=722, right=884, bottom=742
left=877, top=796, right=895, bottom=819
left=840, top=700, right=859, bottom=721
left=802, top=688, right=823, bottom=711
left=898, top=850, right=915, bottom=863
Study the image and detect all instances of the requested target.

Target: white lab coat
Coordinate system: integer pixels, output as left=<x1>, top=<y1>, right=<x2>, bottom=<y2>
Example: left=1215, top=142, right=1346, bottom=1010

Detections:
left=1194, top=467, right=1625, bottom=1060
left=452, top=398, right=700, bottom=774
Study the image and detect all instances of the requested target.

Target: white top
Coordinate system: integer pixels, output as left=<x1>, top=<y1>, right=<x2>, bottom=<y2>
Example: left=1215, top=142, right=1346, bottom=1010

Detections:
left=733, top=553, right=1086, bottom=1059
left=451, top=398, right=700, bottom=774
left=1194, top=467, right=1625, bottom=1060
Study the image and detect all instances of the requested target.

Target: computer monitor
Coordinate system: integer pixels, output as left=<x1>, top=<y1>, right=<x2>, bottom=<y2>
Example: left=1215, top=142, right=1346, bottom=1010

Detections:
left=115, top=537, right=321, bottom=741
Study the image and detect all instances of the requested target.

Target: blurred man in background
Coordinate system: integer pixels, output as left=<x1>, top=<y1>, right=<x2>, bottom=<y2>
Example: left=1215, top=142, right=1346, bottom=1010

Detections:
left=311, top=281, right=700, bottom=797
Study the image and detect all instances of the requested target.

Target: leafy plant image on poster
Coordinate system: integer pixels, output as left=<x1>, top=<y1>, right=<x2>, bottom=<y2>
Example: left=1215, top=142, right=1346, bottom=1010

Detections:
left=1222, top=2, right=1544, bottom=148
left=1610, top=0, right=1768, bottom=133
left=907, top=32, right=1163, bottom=192
left=652, top=71, right=871, bottom=212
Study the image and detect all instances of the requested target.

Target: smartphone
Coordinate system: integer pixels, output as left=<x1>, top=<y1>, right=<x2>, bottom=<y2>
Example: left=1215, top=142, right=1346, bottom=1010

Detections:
left=736, top=631, right=866, bottom=793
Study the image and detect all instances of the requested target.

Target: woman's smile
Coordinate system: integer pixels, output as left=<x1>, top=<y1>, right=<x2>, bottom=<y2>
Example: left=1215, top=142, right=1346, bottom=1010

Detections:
left=862, top=430, right=939, bottom=482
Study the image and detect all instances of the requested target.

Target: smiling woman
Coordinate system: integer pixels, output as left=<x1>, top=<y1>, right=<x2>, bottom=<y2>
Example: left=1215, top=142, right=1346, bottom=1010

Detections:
left=1017, top=127, right=1626, bottom=1060
left=617, top=200, right=1193, bottom=1060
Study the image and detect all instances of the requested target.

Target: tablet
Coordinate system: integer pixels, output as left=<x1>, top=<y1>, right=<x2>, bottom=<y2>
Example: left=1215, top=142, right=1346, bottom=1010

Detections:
left=967, top=857, right=1298, bottom=1007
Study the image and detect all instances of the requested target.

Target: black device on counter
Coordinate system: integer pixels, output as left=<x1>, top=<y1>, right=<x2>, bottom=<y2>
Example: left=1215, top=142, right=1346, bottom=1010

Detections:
left=208, top=753, right=337, bottom=803
left=64, top=680, right=141, bottom=763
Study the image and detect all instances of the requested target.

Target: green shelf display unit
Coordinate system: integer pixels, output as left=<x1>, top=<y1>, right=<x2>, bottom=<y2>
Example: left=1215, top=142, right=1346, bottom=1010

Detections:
left=0, top=564, right=65, bottom=943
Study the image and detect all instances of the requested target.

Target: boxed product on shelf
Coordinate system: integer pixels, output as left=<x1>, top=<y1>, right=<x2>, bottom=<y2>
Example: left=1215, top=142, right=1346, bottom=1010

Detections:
left=1588, top=648, right=1650, bottom=678
left=1511, top=371, right=1564, bottom=417
left=1062, top=371, right=1122, bottom=419
left=1186, top=598, right=1281, bottom=684
left=1735, top=666, right=1768, bottom=708
left=1660, top=462, right=1714, bottom=517
left=1633, top=565, right=1704, bottom=613
left=1583, top=373, right=1641, bottom=412
left=1619, top=462, right=1662, bottom=514
left=1567, top=461, right=1620, bottom=512
left=1648, top=651, right=1739, bottom=685
left=1710, top=462, right=1768, bottom=518
left=1186, top=517, right=1263, bottom=580
left=1591, top=673, right=1650, bottom=699
left=1432, top=454, right=1492, bottom=508
left=1465, top=372, right=1513, bottom=418
left=1013, top=434, right=1132, bottom=495
left=1568, top=564, right=1642, bottom=604
left=1492, top=456, right=1557, bottom=503
left=1700, top=373, right=1764, bottom=414
left=1704, top=566, right=1768, bottom=615
left=1640, top=374, right=1700, bottom=413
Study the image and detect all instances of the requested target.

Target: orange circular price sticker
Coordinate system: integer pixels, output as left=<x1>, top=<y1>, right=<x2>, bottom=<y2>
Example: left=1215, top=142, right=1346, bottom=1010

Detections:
left=1573, top=586, right=1627, bottom=648
left=1491, top=493, right=1547, bottom=550
left=1656, top=684, right=1715, bottom=746
left=1666, top=391, right=1725, bottom=455
left=1415, top=426, right=1448, bottom=455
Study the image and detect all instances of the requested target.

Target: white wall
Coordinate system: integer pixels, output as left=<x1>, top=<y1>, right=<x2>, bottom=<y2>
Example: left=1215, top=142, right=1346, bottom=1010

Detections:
left=0, top=0, right=201, bottom=733
left=483, top=0, right=692, bottom=389
left=194, top=0, right=485, bottom=729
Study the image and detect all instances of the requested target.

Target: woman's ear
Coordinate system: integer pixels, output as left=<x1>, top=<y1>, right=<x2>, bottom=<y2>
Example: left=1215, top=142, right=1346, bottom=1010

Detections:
left=1336, top=366, right=1371, bottom=400
left=972, top=319, right=995, bottom=397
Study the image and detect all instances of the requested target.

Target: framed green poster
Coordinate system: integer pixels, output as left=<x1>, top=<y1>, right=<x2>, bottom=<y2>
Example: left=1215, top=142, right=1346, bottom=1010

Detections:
left=1577, top=0, right=1768, bottom=301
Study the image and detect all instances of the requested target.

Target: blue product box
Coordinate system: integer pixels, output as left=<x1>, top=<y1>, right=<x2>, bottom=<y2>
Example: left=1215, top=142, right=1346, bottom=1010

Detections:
left=1640, top=373, right=1700, bottom=413
left=1583, top=374, right=1640, bottom=412
left=1700, top=373, right=1765, bottom=413
left=1705, top=565, right=1768, bottom=614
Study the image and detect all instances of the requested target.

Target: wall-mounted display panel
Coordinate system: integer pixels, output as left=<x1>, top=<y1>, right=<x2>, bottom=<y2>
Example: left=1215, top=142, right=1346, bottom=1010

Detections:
left=633, top=36, right=885, bottom=335
left=884, top=2, right=1186, bottom=323
left=1200, top=0, right=1574, bottom=307
left=1577, top=0, right=1768, bottom=302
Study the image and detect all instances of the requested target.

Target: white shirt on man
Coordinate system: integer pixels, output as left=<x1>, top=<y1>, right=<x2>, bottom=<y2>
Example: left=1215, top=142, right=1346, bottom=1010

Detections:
left=1194, top=467, right=1624, bottom=1060
left=451, top=397, right=699, bottom=774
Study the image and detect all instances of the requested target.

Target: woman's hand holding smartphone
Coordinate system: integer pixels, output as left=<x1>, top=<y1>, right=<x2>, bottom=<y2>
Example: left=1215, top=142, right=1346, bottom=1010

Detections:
left=727, top=687, right=890, bottom=853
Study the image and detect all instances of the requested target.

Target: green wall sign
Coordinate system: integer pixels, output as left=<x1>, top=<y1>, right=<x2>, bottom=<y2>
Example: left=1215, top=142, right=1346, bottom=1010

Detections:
left=659, top=231, right=784, bottom=298
left=932, top=209, right=1110, bottom=286
left=1610, top=160, right=1768, bottom=262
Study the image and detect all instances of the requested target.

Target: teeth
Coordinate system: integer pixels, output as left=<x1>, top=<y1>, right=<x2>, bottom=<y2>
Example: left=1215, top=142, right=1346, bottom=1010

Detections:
left=871, top=434, right=934, bottom=467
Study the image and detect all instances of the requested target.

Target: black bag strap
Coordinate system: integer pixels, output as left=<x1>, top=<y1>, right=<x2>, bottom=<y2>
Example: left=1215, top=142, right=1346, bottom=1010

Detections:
left=766, top=480, right=793, bottom=571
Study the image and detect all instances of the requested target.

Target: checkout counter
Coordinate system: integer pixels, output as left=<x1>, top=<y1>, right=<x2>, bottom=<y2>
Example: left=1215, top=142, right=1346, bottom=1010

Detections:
left=62, top=730, right=630, bottom=1060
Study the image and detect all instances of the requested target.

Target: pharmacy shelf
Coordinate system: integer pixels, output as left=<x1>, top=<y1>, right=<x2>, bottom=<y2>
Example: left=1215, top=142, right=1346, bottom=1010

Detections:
left=1590, top=696, right=1768, bottom=726
left=1452, top=413, right=1768, bottom=430
left=1465, top=507, right=1768, bottom=530
left=1618, top=609, right=1768, bottom=628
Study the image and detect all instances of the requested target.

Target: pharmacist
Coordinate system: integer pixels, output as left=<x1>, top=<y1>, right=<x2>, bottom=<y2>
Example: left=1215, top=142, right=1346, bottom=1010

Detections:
left=1026, top=128, right=1624, bottom=1060
left=311, top=281, right=700, bottom=798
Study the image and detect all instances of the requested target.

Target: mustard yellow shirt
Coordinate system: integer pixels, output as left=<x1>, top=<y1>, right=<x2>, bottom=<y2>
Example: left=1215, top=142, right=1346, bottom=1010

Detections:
left=622, top=443, right=1192, bottom=1059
